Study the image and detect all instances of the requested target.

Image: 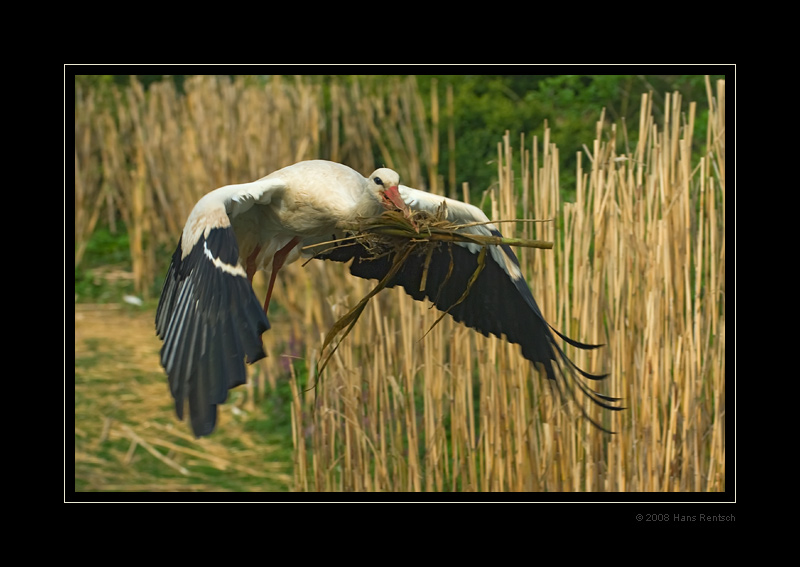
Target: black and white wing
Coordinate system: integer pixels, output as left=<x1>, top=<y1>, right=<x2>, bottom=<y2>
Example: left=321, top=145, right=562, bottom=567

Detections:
left=155, top=178, right=283, bottom=437
left=319, top=185, right=622, bottom=431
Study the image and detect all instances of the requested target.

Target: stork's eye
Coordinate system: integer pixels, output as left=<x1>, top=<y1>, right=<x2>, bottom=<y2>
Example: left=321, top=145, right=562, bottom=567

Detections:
left=373, top=176, right=384, bottom=186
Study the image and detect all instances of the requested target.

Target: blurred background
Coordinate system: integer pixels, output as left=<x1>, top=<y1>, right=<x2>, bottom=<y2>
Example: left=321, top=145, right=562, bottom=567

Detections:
left=73, top=73, right=726, bottom=493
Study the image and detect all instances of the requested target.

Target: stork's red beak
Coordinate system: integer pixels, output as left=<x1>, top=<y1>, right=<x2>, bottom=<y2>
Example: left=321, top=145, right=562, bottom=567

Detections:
left=382, top=185, right=409, bottom=214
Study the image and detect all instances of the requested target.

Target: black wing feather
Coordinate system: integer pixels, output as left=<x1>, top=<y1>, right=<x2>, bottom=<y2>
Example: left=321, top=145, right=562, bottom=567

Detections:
left=318, top=234, right=622, bottom=431
left=155, top=227, right=270, bottom=437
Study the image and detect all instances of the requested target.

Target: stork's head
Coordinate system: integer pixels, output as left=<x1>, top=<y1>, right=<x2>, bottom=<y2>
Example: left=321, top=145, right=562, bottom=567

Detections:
left=367, top=168, right=407, bottom=213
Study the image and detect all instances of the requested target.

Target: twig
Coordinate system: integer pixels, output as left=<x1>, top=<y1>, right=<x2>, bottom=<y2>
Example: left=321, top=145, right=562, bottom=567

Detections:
left=300, top=214, right=554, bottom=254
left=120, top=424, right=189, bottom=476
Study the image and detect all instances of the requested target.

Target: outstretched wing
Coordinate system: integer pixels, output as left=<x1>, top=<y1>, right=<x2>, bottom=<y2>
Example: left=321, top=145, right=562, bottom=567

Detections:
left=398, top=185, right=524, bottom=281
left=155, top=177, right=283, bottom=437
left=319, top=186, right=622, bottom=431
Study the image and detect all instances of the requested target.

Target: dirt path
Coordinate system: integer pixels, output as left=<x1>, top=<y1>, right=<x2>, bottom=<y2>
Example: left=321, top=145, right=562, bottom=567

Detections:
left=73, top=305, right=292, bottom=493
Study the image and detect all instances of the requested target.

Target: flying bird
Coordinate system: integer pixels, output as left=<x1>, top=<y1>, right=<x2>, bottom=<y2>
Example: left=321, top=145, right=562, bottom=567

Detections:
left=155, top=160, right=621, bottom=436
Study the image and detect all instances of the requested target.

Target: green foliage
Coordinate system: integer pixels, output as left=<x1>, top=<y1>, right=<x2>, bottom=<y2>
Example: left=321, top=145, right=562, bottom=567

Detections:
left=79, top=226, right=130, bottom=266
left=413, top=74, right=723, bottom=199
left=436, top=75, right=555, bottom=194
left=74, top=228, right=134, bottom=302
left=75, top=74, right=188, bottom=94
left=74, top=225, right=175, bottom=302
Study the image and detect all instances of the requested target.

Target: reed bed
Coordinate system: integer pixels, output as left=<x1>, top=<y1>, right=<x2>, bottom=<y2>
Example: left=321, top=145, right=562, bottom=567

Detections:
left=288, top=83, right=725, bottom=493
left=75, top=75, right=441, bottom=296
left=74, top=75, right=725, bottom=492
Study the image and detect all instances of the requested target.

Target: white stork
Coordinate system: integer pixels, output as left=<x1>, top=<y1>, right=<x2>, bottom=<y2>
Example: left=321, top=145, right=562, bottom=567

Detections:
left=156, top=160, right=621, bottom=436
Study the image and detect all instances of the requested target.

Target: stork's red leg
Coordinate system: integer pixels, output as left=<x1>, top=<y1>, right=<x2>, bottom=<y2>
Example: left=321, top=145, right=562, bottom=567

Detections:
left=245, top=246, right=261, bottom=285
left=264, top=237, right=301, bottom=313
left=243, top=245, right=266, bottom=352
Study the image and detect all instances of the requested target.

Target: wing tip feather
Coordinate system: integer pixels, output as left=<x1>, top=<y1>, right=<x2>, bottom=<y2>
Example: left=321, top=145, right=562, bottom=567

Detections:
left=156, top=226, right=271, bottom=437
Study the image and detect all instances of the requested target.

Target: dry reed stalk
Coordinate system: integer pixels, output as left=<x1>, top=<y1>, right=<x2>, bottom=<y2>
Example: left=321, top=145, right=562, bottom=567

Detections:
left=75, top=75, right=724, bottom=492
left=290, top=82, right=724, bottom=493
left=119, top=424, right=189, bottom=476
left=75, top=75, right=437, bottom=297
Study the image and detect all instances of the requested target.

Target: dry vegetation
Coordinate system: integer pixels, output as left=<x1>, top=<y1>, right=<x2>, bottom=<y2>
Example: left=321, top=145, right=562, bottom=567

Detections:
left=74, top=75, right=725, bottom=493
left=75, top=304, right=293, bottom=492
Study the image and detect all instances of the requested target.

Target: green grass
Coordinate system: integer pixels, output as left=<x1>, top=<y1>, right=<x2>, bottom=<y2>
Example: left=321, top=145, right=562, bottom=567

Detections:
left=73, top=307, right=294, bottom=494
left=75, top=226, right=175, bottom=304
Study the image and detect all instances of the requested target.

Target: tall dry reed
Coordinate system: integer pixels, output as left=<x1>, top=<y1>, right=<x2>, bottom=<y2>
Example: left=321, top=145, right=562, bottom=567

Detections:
left=289, top=81, right=725, bottom=493
left=74, top=75, right=725, bottom=492
left=74, top=75, right=444, bottom=296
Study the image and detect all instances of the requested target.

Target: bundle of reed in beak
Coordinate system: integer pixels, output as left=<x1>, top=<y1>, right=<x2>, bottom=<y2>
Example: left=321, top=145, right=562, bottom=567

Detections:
left=302, top=204, right=553, bottom=384
left=333, top=206, right=553, bottom=254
